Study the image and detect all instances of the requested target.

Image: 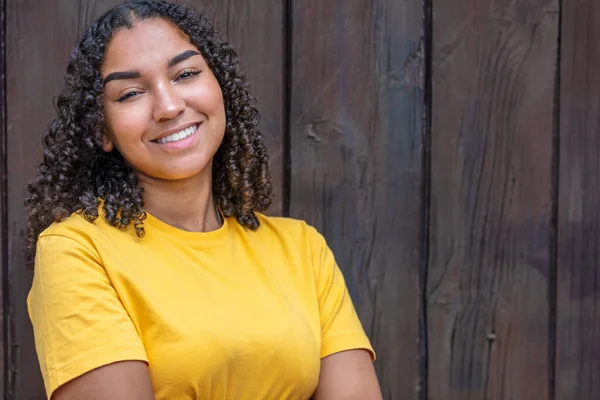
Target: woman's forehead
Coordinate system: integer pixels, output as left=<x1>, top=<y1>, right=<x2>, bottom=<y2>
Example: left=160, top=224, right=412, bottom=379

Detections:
left=102, top=19, right=197, bottom=73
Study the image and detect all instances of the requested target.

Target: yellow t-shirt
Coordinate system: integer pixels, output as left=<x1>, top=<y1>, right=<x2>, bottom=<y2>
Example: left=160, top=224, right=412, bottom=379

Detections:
left=27, top=209, right=374, bottom=399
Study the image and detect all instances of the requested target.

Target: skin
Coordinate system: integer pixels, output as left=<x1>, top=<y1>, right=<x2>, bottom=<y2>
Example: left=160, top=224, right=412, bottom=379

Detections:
left=52, top=361, right=154, bottom=400
left=312, top=350, right=382, bottom=400
left=53, top=18, right=382, bottom=400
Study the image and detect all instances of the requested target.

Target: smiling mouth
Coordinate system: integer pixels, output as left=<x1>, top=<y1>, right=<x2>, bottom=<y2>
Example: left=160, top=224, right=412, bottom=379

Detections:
left=152, top=123, right=200, bottom=144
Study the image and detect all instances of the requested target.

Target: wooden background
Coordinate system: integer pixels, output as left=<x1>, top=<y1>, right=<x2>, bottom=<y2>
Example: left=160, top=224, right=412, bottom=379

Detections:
left=0, top=0, right=597, bottom=399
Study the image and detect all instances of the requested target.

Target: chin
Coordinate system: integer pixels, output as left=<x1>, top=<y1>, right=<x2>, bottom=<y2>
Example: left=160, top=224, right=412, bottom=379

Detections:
left=156, top=165, right=211, bottom=181
left=136, top=155, right=214, bottom=182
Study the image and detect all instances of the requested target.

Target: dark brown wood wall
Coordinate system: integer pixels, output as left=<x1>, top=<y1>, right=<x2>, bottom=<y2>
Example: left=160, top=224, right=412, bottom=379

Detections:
left=0, top=0, right=5, bottom=397
left=0, top=0, right=598, bottom=399
left=557, top=0, right=600, bottom=398
left=427, top=1, right=558, bottom=399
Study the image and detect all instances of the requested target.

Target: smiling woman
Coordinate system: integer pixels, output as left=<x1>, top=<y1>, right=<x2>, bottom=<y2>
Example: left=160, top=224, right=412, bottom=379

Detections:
left=24, top=1, right=382, bottom=400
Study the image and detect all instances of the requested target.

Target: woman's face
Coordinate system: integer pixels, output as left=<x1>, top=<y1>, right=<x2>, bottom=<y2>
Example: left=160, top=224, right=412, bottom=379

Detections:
left=100, top=18, right=226, bottom=182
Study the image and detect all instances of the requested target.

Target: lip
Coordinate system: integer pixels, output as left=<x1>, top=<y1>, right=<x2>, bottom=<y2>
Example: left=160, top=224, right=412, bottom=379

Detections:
left=151, top=121, right=202, bottom=142
left=153, top=127, right=199, bottom=152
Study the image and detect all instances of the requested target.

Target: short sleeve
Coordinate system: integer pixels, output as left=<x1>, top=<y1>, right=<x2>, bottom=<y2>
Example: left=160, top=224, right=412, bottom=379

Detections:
left=308, top=226, right=376, bottom=361
left=27, top=234, right=148, bottom=398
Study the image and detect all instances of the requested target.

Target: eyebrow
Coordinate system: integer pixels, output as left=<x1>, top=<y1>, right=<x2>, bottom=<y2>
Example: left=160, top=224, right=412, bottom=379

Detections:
left=168, top=50, right=201, bottom=68
left=103, top=50, right=201, bottom=86
left=103, top=70, right=141, bottom=86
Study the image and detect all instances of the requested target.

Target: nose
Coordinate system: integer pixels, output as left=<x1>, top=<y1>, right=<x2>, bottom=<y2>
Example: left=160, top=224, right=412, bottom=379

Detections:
left=152, top=82, right=185, bottom=122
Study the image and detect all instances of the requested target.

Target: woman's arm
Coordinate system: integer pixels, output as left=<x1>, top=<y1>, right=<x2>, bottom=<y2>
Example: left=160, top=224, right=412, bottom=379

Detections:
left=312, top=349, right=382, bottom=400
left=52, top=361, right=154, bottom=400
left=29, top=234, right=151, bottom=398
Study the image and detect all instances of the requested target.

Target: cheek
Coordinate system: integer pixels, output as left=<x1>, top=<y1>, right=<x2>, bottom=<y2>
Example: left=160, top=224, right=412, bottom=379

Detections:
left=188, top=79, right=225, bottom=117
left=104, top=104, right=149, bottom=144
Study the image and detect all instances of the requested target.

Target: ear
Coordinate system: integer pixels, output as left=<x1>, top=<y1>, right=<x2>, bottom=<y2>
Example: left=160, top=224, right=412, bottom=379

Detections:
left=102, top=134, right=114, bottom=152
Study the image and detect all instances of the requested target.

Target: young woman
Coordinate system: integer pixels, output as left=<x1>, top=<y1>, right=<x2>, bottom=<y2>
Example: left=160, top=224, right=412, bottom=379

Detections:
left=25, top=1, right=382, bottom=399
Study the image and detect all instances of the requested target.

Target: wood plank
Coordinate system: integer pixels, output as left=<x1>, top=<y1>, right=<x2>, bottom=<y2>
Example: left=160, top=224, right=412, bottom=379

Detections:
left=289, top=0, right=424, bottom=397
left=556, top=1, right=600, bottom=398
left=0, top=0, right=6, bottom=397
left=5, top=0, right=284, bottom=397
left=427, top=1, right=558, bottom=398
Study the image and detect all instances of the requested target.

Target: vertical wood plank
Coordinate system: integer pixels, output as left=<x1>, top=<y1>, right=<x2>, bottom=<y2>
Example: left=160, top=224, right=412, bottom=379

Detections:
left=556, top=1, right=600, bottom=398
left=427, top=1, right=558, bottom=398
left=0, top=0, right=6, bottom=396
left=5, top=0, right=284, bottom=398
left=289, top=0, right=424, bottom=398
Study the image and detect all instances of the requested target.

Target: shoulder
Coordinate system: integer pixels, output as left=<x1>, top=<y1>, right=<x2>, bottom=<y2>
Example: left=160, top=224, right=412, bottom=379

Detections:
left=254, top=212, right=311, bottom=234
left=253, top=213, right=325, bottom=249
left=38, top=211, right=124, bottom=247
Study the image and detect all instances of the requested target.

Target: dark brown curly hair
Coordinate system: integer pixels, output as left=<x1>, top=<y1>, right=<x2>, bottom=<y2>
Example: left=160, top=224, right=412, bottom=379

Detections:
left=24, top=0, right=272, bottom=267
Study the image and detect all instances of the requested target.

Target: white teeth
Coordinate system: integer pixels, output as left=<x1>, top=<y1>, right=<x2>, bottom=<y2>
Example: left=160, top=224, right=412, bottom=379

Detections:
left=157, top=124, right=198, bottom=144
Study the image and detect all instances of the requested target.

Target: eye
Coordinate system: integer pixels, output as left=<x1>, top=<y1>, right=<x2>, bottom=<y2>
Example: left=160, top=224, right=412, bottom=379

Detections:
left=117, top=91, right=141, bottom=102
left=175, top=70, right=201, bottom=81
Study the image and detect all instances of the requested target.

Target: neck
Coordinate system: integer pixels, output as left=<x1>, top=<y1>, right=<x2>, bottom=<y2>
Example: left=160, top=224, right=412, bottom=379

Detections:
left=138, top=169, right=221, bottom=233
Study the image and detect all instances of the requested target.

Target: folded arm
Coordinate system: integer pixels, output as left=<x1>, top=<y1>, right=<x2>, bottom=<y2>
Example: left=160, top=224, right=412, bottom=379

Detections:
left=312, top=349, right=382, bottom=400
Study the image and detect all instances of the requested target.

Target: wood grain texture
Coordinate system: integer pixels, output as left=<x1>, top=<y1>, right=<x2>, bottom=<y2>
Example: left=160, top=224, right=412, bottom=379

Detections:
left=427, top=1, right=558, bottom=399
left=556, top=1, right=600, bottom=398
left=5, top=0, right=283, bottom=398
left=288, top=0, right=424, bottom=398
left=0, top=0, right=6, bottom=397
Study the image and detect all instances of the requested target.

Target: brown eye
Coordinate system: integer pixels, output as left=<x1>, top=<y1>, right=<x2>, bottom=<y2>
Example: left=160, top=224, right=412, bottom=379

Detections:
left=175, top=70, right=200, bottom=81
left=117, top=91, right=141, bottom=102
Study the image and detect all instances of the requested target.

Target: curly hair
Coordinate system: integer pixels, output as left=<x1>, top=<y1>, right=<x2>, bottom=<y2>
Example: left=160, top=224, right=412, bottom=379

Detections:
left=24, top=0, right=272, bottom=267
